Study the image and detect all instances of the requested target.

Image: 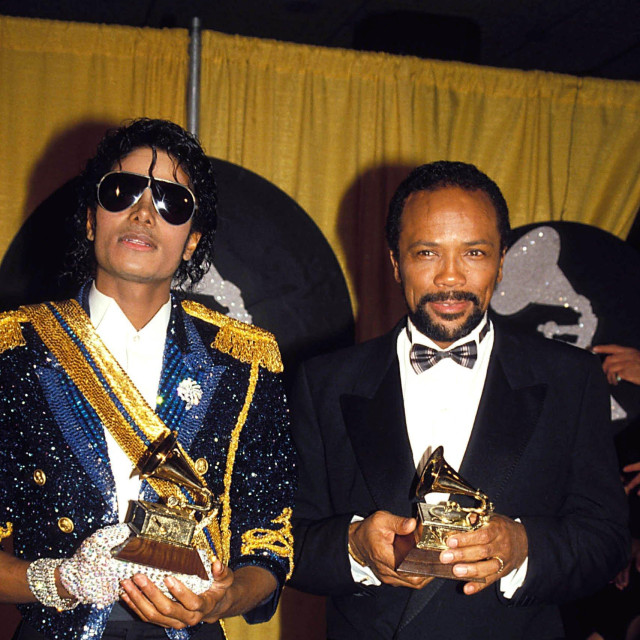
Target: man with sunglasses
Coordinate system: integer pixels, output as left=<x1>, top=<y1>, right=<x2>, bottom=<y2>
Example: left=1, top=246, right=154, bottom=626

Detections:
left=0, top=118, right=295, bottom=640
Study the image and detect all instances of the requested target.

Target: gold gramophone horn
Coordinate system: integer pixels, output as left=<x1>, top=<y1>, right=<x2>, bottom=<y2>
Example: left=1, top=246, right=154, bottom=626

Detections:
left=136, top=431, right=212, bottom=511
left=416, top=446, right=488, bottom=511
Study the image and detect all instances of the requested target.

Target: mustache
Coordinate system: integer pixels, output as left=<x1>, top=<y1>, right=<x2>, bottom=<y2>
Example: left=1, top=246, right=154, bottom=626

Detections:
left=417, top=291, right=481, bottom=307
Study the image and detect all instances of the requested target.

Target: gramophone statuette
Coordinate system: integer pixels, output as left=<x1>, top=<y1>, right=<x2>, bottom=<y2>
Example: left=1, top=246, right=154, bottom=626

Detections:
left=111, top=430, right=218, bottom=581
left=394, top=446, right=493, bottom=580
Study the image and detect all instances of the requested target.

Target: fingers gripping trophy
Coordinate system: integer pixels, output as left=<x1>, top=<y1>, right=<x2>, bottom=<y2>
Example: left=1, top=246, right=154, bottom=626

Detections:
left=56, top=431, right=219, bottom=607
left=394, top=446, right=494, bottom=581
left=112, top=430, right=219, bottom=583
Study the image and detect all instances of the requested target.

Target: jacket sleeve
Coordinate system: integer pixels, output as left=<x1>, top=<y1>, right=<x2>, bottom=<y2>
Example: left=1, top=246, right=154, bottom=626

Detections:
left=0, top=357, right=17, bottom=550
left=227, top=366, right=297, bottom=622
left=512, top=358, right=630, bottom=605
left=288, top=362, right=362, bottom=596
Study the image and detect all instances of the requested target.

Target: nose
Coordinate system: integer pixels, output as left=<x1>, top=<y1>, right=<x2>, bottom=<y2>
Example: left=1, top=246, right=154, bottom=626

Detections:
left=129, top=186, right=156, bottom=223
left=433, top=255, right=466, bottom=288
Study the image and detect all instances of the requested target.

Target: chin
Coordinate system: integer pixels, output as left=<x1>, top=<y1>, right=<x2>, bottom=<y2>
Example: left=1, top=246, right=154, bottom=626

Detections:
left=410, top=306, right=484, bottom=343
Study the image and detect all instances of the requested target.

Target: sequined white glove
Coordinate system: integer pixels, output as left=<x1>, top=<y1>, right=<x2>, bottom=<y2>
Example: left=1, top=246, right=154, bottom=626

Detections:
left=59, top=523, right=214, bottom=607
left=59, top=524, right=132, bottom=607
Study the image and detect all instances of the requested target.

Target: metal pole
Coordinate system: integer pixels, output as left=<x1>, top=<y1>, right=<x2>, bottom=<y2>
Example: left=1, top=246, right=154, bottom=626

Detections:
left=187, top=16, right=201, bottom=137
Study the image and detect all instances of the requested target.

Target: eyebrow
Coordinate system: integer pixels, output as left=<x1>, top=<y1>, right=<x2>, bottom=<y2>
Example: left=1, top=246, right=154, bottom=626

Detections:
left=407, top=239, right=497, bottom=249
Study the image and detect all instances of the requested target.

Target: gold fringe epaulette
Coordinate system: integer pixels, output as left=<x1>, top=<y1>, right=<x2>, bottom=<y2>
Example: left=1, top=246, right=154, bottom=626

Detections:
left=0, top=310, right=28, bottom=354
left=0, top=521, right=13, bottom=541
left=182, top=300, right=283, bottom=374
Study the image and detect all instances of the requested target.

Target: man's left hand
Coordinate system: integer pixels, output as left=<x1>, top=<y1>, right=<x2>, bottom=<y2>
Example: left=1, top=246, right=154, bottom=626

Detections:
left=438, top=514, right=528, bottom=595
left=121, top=559, right=234, bottom=628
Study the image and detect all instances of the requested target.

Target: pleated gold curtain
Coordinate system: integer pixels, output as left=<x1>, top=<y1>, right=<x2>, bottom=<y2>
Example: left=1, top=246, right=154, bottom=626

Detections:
left=2, top=16, right=640, bottom=339
left=197, top=33, right=640, bottom=337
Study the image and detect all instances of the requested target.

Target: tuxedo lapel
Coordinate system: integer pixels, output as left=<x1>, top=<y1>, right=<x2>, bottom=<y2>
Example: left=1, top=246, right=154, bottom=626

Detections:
left=459, top=328, right=547, bottom=502
left=340, top=327, right=416, bottom=516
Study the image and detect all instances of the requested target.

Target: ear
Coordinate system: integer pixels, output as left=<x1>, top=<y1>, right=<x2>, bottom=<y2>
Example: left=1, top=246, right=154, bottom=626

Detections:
left=496, top=247, right=506, bottom=283
left=183, top=231, right=202, bottom=261
left=86, top=209, right=95, bottom=241
left=389, top=250, right=402, bottom=284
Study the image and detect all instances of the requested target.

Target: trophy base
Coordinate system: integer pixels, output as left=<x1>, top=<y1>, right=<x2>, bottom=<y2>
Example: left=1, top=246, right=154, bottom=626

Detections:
left=393, top=533, right=485, bottom=582
left=113, top=536, right=209, bottom=580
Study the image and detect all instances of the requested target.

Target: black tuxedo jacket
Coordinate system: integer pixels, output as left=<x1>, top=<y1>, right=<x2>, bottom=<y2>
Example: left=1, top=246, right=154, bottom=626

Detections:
left=289, top=319, right=629, bottom=640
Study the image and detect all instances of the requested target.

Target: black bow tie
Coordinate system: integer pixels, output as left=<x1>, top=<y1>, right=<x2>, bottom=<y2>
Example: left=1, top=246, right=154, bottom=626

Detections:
left=410, top=341, right=478, bottom=373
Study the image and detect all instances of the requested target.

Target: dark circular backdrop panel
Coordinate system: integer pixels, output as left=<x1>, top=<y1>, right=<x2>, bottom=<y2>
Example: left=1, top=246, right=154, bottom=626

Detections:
left=490, top=221, right=640, bottom=426
left=0, top=159, right=354, bottom=385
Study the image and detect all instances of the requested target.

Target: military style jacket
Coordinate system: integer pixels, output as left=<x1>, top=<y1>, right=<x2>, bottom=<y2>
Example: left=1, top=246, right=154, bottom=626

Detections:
left=0, top=286, right=295, bottom=640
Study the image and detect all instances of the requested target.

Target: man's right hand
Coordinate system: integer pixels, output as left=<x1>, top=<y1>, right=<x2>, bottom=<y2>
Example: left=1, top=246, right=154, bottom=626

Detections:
left=348, top=511, right=433, bottom=589
left=59, top=523, right=133, bottom=607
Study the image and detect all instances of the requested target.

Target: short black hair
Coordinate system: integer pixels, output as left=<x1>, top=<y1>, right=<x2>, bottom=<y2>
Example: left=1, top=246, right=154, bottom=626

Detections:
left=386, top=161, right=510, bottom=257
left=67, top=117, right=217, bottom=289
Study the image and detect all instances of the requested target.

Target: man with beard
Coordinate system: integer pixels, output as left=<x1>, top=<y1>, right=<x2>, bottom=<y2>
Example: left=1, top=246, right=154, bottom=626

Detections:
left=288, top=161, right=628, bottom=639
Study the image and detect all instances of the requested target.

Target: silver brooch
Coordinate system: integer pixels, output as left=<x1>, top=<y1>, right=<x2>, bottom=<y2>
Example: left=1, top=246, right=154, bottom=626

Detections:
left=177, top=378, right=203, bottom=410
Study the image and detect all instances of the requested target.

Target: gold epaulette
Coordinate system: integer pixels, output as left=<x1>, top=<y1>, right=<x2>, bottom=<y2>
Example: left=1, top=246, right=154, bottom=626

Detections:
left=182, top=300, right=283, bottom=374
left=0, top=310, right=28, bottom=354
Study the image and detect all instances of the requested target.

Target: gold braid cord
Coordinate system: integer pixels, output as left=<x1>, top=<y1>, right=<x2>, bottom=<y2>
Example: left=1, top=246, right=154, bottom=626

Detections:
left=183, top=301, right=287, bottom=568
left=0, top=310, right=28, bottom=354
left=241, top=507, right=294, bottom=579
left=182, top=300, right=283, bottom=374
left=20, top=300, right=223, bottom=560
left=0, top=522, right=13, bottom=540
left=219, top=360, right=260, bottom=565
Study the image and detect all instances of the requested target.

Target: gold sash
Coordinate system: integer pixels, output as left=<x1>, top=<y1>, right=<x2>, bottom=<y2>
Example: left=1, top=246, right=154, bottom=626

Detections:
left=21, top=299, right=223, bottom=561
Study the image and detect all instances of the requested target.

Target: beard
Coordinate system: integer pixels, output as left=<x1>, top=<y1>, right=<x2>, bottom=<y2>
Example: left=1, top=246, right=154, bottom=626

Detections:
left=408, top=290, right=485, bottom=343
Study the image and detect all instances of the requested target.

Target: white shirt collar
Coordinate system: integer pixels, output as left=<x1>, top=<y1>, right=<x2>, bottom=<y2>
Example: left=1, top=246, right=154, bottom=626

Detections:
left=88, top=282, right=172, bottom=346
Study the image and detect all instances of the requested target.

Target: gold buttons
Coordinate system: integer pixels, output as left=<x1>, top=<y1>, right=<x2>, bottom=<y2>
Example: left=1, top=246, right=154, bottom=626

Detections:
left=33, top=469, right=46, bottom=486
left=57, top=517, right=74, bottom=534
left=195, top=458, right=209, bottom=475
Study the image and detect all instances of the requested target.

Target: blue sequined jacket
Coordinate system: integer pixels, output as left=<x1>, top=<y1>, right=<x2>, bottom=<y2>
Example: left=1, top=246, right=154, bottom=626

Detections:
left=0, top=288, right=295, bottom=640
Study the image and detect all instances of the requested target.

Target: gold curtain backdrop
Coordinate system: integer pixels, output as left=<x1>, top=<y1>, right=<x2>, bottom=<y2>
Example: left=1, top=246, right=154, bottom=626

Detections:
left=2, top=16, right=640, bottom=339
left=1, top=13, right=640, bottom=636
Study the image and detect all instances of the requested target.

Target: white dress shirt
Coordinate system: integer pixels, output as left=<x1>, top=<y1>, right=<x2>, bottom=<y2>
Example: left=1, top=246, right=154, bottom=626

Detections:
left=89, top=283, right=171, bottom=522
left=398, top=317, right=493, bottom=480
left=350, top=316, right=527, bottom=596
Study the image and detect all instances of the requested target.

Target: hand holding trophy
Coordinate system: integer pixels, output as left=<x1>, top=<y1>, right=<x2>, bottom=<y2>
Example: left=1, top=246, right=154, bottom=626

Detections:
left=110, top=430, right=219, bottom=595
left=394, top=446, right=494, bottom=581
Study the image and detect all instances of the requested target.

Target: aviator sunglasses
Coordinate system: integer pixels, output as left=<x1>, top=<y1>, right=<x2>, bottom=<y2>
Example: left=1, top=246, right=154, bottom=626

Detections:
left=96, top=170, right=197, bottom=226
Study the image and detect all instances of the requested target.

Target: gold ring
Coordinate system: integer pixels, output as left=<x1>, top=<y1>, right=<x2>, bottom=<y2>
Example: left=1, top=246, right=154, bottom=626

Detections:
left=491, top=556, right=505, bottom=573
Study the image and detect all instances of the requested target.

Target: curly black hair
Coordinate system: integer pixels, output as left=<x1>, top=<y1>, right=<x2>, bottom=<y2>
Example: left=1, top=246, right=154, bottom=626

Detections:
left=386, top=161, right=510, bottom=258
left=67, top=117, right=217, bottom=290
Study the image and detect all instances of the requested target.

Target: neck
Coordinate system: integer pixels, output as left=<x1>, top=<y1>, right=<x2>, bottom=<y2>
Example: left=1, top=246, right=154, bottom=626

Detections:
left=93, top=277, right=171, bottom=330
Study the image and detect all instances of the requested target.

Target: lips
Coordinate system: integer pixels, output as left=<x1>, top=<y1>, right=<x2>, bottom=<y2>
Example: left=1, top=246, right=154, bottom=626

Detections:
left=119, top=232, right=156, bottom=250
left=429, top=299, right=470, bottom=315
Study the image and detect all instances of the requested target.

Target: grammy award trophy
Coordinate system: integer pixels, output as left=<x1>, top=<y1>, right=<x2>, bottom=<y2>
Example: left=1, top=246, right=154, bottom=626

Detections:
left=111, top=430, right=218, bottom=581
left=393, top=446, right=493, bottom=581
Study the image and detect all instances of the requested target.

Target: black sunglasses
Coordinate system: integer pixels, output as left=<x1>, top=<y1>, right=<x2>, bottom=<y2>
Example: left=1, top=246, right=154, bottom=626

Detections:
left=96, top=171, right=197, bottom=226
